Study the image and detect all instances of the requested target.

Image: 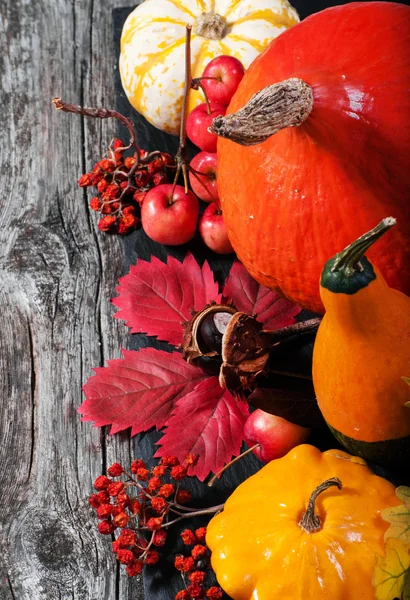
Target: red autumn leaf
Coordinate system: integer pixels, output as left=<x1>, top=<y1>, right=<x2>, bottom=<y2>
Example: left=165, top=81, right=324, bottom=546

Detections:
left=223, top=260, right=301, bottom=329
left=79, top=348, right=208, bottom=435
left=155, top=377, right=250, bottom=481
left=112, top=253, right=221, bottom=346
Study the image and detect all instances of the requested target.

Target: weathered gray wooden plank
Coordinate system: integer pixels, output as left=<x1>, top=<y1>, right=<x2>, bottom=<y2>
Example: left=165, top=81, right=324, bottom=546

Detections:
left=0, top=0, right=143, bottom=598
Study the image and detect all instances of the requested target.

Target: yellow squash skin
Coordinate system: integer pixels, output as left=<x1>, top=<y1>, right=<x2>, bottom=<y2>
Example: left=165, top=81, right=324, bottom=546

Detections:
left=206, top=444, right=400, bottom=600
left=313, top=268, right=410, bottom=444
left=120, top=0, right=299, bottom=135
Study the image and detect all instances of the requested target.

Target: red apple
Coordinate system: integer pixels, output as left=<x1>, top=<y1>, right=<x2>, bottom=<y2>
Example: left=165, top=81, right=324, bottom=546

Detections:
left=141, top=184, right=199, bottom=246
left=201, top=55, right=245, bottom=105
left=243, top=409, right=311, bottom=463
left=199, top=203, right=234, bottom=254
left=189, top=151, right=219, bottom=203
left=186, top=102, right=226, bottom=152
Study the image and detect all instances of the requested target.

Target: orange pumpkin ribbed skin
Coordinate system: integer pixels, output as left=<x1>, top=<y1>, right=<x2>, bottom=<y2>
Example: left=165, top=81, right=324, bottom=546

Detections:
left=206, top=445, right=400, bottom=600
left=312, top=266, right=410, bottom=443
left=217, top=2, right=410, bottom=313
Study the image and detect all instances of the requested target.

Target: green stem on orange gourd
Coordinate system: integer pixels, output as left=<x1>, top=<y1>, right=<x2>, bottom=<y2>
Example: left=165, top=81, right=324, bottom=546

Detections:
left=298, top=477, right=342, bottom=533
left=331, top=217, right=396, bottom=277
left=320, top=217, right=397, bottom=295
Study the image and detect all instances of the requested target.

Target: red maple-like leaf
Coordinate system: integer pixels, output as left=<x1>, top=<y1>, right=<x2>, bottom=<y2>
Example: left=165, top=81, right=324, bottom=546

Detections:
left=223, top=260, right=301, bottom=329
left=79, top=348, right=208, bottom=435
left=155, top=377, right=250, bottom=481
left=112, top=253, right=221, bottom=346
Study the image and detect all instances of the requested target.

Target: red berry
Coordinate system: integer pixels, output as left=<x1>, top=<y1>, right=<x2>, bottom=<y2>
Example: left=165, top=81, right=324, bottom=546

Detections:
left=113, top=512, right=129, bottom=528
left=176, top=489, right=192, bottom=504
left=206, top=587, right=223, bottom=599
left=191, top=545, right=207, bottom=560
left=96, top=504, right=113, bottom=519
left=175, top=591, right=190, bottom=600
left=98, top=519, right=114, bottom=535
left=130, top=459, right=146, bottom=473
left=189, top=570, right=206, bottom=584
left=88, top=494, right=101, bottom=508
left=117, top=549, right=136, bottom=565
left=181, top=529, right=197, bottom=545
left=126, top=561, right=144, bottom=577
left=94, top=475, right=111, bottom=491
left=147, top=476, right=162, bottom=492
left=170, top=465, right=188, bottom=481
left=160, top=456, right=180, bottom=467
left=89, top=197, right=102, bottom=211
left=195, top=527, right=207, bottom=542
left=144, top=550, right=159, bottom=565
left=151, top=497, right=167, bottom=513
left=118, top=529, right=137, bottom=547
left=136, top=468, right=149, bottom=481
left=187, top=583, right=204, bottom=598
left=96, top=490, right=110, bottom=504
left=158, top=484, right=175, bottom=498
left=129, top=499, right=142, bottom=515
left=152, top=530, right=167, bottom=546
left=98, top=215, right=117, bottom=232
left=107, top=481, right=124, bottom=497
left=78, top=173, right=93, bottom=187
left=147, top=517, right=163, bottom=531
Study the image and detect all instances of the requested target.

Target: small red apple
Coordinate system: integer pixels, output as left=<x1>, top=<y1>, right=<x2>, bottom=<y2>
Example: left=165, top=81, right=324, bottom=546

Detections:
left=141, top=184, right=199, bottom=246
left=243, top=409, right=311, bottom=463
left=189, top=151, right=219, bottom=203
left=201, top=55, right=245, bottom=105
left=186, top=102, right=226, bottom=152
left=199, top=203, right=234, bottom=254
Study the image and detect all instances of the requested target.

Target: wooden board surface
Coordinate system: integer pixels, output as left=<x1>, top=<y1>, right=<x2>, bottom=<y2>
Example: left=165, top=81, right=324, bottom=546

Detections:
left=0, top=1, right=143, bottom=598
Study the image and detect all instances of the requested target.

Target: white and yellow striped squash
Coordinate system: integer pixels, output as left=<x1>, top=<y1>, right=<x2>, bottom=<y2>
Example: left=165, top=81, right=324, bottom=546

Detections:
left=120, top=0, right=299, bottom=135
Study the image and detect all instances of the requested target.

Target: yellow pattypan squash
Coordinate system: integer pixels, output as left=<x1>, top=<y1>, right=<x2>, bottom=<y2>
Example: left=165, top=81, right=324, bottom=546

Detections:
left=119, top=0, right=299, bottom=135
left=206, top=444, right=401, bottom=600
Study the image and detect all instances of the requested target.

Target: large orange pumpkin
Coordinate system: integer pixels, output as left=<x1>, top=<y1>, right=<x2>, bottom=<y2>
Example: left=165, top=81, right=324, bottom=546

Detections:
left=214, top=2, right=410, bottom=314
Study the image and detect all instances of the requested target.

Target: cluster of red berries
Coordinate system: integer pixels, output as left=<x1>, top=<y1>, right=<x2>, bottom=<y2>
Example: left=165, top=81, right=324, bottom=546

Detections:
left=88, top=453, right=214, bottom=578
left=78, top=138, right=174, bottom=235
left=174, top=527, right=223, bottom=600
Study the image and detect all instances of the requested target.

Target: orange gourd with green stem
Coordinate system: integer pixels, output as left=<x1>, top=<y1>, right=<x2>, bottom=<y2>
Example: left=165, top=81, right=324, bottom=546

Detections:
left=312, top=217, right=410, bottom=466
left=206, top=444, right=401, bottom=600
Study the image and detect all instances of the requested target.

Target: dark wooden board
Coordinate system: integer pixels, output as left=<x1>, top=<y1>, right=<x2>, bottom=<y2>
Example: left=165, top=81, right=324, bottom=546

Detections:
left=113, top=3, right=410, bottom=599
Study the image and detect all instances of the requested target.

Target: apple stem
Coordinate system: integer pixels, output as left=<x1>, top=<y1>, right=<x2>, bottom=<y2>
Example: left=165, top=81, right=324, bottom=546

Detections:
left=191, top=78, right=212, bottom=114
left=207, top=443, right=260, bottom=487
left=298, top=477, right=342, bottom=533
left=188, top=167, right=220, bottom=205
left=173, top=24, right=192, bottom=196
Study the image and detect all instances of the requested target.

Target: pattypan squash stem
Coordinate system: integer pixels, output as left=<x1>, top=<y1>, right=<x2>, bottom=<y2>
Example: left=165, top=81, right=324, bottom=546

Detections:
left=299, top=477, right=342, bottom=533
left=211, top=78, right=314, bottom=146
left=330, top=217, right=396, bottom=277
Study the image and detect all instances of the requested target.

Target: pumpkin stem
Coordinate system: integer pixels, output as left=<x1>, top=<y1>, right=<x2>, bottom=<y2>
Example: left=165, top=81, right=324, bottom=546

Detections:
left=330, top=217, right=396, bottom=277
left=298, top=477, right=342, bottom=533
left=211, top=78, right=314, bottom=146
left=195, top=11, right=227, bottom=40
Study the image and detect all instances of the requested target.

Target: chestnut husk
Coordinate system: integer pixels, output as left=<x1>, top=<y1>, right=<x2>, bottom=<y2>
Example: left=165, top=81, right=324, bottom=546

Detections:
left=182, top=303, right=237, bottom=375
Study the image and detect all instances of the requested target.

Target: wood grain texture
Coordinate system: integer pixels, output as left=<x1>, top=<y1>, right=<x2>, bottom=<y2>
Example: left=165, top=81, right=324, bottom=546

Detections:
left=0, top=1, right=143, bottom=598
